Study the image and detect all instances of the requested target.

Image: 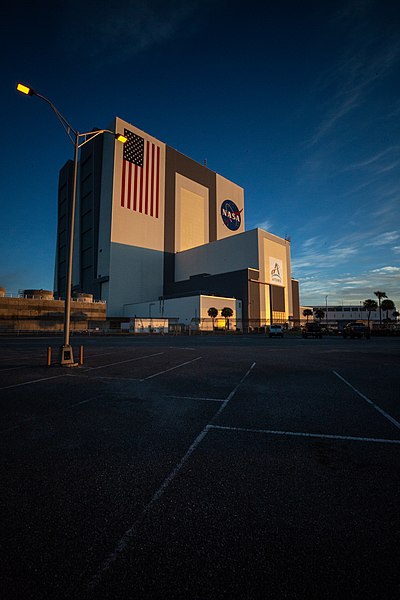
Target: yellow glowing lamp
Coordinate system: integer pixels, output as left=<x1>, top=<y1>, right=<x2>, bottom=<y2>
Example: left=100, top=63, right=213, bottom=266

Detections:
left=116, top=133, right=127, bottom=144
left=16, top=83, right=34, bottom=96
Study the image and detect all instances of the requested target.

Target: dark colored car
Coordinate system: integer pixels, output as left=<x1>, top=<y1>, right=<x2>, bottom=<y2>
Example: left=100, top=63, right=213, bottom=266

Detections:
left=302, top=322, right=323, bottom=339
left=342, top=322, right=370, bottom=339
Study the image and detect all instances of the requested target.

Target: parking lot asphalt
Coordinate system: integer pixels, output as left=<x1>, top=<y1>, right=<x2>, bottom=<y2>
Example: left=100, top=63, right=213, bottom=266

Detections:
left=1, top=333, right=399, bottom=599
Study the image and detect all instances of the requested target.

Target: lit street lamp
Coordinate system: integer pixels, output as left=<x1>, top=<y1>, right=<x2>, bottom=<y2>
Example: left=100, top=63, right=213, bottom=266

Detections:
left=16, top=83, right=127, bottom=365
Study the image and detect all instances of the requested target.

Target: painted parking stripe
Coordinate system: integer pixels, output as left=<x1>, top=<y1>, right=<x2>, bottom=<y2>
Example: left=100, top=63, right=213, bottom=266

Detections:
left=0, top=374, right=67, bottom=391
left=333, top=370, right=400, bottom=431
left=166, top=395, right=224, bottom=403
left=87, top=352, right=164, bottom=371
left=0, top=365, right=38, bottom=373
left=142, top=356, right=202, bottom=380
left=1, top=395, right=104, bottom=433
left=88, top=425, right=211, bottom=590
left=89, top=360, right=256, bottom=589
left=211, top=361, right=256, bottom=421
left=209, top=424, right=400, bottom=445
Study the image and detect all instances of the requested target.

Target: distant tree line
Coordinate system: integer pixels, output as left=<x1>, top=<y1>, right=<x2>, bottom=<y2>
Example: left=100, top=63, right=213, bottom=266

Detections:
left=302, top=290, right=398, bottom=328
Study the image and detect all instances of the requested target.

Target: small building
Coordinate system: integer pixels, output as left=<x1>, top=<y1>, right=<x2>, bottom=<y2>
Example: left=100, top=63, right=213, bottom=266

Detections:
left=124, top=294, right=241, bottom=331
left=301, top=304, right=398, bottom=328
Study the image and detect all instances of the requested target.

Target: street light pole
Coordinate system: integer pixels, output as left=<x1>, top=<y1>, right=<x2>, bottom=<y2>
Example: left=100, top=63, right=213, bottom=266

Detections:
left=62, top=130, right=79, bottom=359
left=16, top=83, right=127, bottom=365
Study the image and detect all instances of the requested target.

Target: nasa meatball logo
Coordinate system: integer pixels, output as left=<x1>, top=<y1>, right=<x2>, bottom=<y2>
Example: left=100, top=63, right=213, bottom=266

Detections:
left=221, top=200, right=242, bottom=231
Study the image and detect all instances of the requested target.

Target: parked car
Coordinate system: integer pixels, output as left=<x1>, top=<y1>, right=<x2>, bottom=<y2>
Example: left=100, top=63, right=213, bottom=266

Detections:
left=342, top=322, right=370, bottom=339
left=302, top=322, right=323, bottom=339
left=269, top=324, right=284, bottom=338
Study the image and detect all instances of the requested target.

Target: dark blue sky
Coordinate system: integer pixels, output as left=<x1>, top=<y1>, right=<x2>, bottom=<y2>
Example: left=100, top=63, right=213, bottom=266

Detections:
left=2, top=0, right=399, bottom=307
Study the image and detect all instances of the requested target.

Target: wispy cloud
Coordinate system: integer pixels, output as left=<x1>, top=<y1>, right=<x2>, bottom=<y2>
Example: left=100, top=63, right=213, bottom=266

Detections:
left=256, top=219, right=273, bottom=232
left=342, top=146, right=400, bottom=172
left=370, top=231, right=400, bottom=246
left=299, top=266, right=400, bottom=307
left=306, top=13, right=400, bottom=147
left=62, top=0, right=215, bottom=64
left=293, top=229, right=400, bottom=306
left=291, top=240, right=358, bottom=270
left=371, top=265, right=400, bottom=274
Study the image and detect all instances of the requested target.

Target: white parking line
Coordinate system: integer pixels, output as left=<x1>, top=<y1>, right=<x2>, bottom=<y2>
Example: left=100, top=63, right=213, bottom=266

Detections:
left=88, top=425, right=212, bottom=590
left=208, top=424, right=400, bottom=445
left=89, top=360, right=256, bottom=589
left=1, top=395, right=103, bottom=433
left=166, top=395, right=224, bottom=403
left=169, top=347, right=196, bottom=351
left=87, top=352, right=164, bottom=371
left=211, top=361, right=256, bottom=421
left=90, top=376, right=142, bottom=382
left=0, top=374, right=67, bottom=391
left=0, top=364, right=37, bottom=372
left=142, top=356, right=202, bottom=380
left=333, top=370, right=400, bottom=431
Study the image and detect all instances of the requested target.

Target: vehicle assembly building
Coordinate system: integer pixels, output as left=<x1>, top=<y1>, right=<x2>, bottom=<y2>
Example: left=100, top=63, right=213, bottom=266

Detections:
left=54, top=116, right=300, bottom=329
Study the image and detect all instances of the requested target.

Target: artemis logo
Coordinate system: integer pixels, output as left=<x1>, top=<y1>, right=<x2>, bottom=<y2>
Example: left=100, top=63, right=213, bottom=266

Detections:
left=221, top=200, right=242, bottom=231
left=270, top=258, right=283, bottom=284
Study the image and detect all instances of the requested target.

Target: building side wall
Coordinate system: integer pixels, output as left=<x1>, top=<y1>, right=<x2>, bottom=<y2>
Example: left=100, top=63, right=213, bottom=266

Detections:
left=123, top=295, right=201, bottom=322
left=163, top=268, right=257, bottom=322
left=77, top=134, right=106, bottom=298
left=106, top=243, right=164, bottom=316
left=123, top=294, right=238, bottom=328
left=174, top=229, right=259, bottom=282
left=55, top=160, right=74, bottom=298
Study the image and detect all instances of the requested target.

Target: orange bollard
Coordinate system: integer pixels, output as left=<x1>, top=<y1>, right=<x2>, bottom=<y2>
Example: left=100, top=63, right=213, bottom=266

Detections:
left=79, top=345, right=84, bottom=366
left=47, top=347, right=52, bottom=367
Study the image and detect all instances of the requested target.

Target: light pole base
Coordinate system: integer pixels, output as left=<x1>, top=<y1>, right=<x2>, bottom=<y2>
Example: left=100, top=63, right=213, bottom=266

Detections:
left=59, top=344, right=78, bottom=367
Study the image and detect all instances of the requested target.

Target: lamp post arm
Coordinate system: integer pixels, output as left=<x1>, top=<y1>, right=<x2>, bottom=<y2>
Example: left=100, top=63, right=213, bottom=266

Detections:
left=77, top=129, right=118, bottom=148
left=32, top=90, right=77, bottom=145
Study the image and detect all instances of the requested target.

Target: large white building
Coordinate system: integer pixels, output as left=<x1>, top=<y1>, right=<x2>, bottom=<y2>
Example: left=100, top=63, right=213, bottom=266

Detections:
left=54, top=116, right=300, bottom=328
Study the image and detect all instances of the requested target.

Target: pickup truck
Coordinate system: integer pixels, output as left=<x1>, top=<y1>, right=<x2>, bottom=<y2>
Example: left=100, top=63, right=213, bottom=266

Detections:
left=342, top=322, right=370, bottom=339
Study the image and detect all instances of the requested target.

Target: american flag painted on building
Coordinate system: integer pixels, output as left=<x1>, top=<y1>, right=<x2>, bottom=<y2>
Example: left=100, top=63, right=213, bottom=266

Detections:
left=120, top=129, right=161, bottom=218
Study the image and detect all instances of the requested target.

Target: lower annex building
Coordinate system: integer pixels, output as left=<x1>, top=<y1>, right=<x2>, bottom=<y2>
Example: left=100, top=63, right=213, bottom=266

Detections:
left=54, top=116, right=300, bottom=329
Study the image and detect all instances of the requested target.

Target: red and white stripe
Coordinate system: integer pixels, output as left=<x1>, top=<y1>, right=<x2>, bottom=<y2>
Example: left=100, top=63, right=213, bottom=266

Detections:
left=120, top=140, right=160, bottom=218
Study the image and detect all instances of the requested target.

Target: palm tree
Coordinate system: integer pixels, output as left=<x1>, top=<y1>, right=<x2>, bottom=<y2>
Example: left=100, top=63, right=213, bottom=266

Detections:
left=381, top=299, right=395, bottom=321
left=303, top=308, right=313, bottom=324
left=207, top=307, right=218, bottom=331
left=363, top=299, right=378, bottom=328
left=221, top=306, right=233, bottom=330
left=374, top=291, right=387, bottom=327
left=314, top=308, right=325, bottom=322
